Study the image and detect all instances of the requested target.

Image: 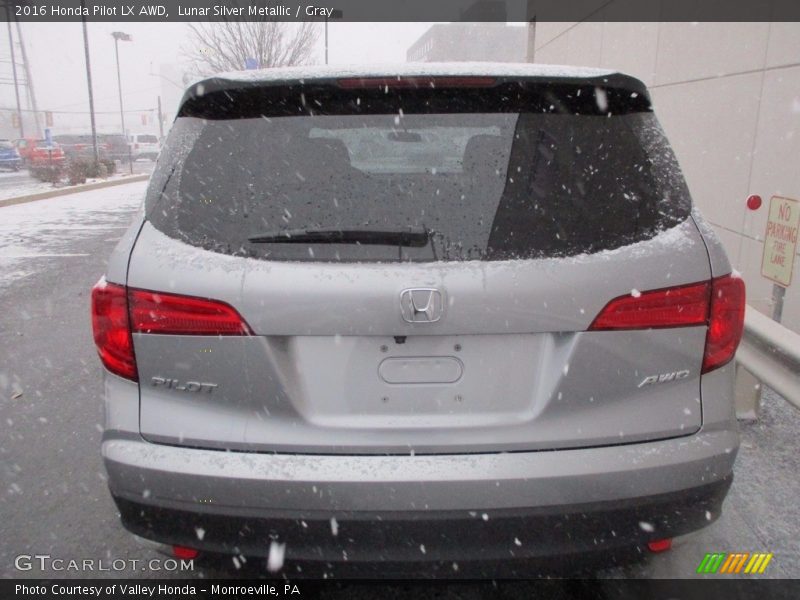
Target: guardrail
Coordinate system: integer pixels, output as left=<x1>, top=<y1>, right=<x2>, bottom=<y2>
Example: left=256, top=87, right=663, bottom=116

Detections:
left=735, top=306, right=800, bottom=419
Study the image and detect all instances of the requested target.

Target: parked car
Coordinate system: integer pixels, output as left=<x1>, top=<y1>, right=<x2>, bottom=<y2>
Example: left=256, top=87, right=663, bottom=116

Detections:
left=0, top=139, right=22, bottom=171
left=52, top=134, right=111, bottom=162
left=13, top=137, right=66, bottom=166
left=92, top=64, right=745, bottom=571
left=127, top=133, right=160, bottom=160
left=13, top=138, right=67, bottom=181
left=97, top=133, right=130, bottom=161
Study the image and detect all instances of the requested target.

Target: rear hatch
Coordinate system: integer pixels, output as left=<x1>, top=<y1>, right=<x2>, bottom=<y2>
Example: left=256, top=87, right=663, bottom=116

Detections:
left=127, top=71, right=711, bottom=454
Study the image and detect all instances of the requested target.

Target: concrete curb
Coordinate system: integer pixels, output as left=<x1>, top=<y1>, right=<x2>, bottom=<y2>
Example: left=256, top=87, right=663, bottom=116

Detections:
left=0, top=174, right=149, bottom=208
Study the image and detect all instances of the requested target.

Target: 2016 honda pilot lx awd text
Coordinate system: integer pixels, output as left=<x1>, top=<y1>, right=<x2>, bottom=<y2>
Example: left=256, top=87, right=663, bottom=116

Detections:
left=91, top=64, right=745, bottom=571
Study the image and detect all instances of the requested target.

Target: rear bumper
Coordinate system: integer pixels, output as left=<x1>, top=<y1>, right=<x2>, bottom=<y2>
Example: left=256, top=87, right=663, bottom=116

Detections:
left=104, top=428, right=737, bottom=562
left=115, top=477, right=731, bottom=564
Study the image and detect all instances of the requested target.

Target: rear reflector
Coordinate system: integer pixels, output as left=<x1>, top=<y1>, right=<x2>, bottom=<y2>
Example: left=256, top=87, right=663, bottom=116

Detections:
left=647, top=538, right=673, bottom=553
left=589, top=281, right=711, bottom=331
left=91, top=278, right=137, bottom=381
left=172, top=545, right=199, bottom=560
left=128, top=288, right=253, bottom=336
left=337, top=76, right=496, bottom=89
left=702, top=274, right=745, bottom=373
left=589, top=274, right=745, bottom=374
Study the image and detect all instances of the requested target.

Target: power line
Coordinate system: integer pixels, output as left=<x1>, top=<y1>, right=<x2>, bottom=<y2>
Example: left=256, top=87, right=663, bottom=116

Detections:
left=45, top=84, right=163, bottom=111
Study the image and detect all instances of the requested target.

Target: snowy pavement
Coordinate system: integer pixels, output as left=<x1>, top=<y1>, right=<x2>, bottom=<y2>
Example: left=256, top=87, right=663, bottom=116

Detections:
left=1, top=180, right=799, bottom=582
left=606, top=387, right=800, bottom=579
left=0, top=180, right=146, bottom=288
left=0, top=170, right=54, bottom=200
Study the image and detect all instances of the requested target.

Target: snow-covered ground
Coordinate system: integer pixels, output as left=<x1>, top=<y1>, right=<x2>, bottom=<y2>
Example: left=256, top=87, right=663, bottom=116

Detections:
left=0, top=162, right=153, bottom=202
left=0, top=171, right=57, bottom=200
left=0, top=180, right=147, bottom=288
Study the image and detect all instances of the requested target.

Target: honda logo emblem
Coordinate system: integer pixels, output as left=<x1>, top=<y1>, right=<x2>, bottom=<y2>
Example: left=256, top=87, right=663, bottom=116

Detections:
left=400, top=288, right=444, bottom=323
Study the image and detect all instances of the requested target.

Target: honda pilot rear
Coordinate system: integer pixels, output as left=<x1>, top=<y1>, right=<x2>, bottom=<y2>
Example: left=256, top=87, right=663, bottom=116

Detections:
left=92, top=64, right=744, bottom=570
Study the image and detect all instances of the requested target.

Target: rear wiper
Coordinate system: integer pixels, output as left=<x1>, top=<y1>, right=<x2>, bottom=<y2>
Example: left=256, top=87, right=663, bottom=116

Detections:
left=247, top=228, right=431, bottom=247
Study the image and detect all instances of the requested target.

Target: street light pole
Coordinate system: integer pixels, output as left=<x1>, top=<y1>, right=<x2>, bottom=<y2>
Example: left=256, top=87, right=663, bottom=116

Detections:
left=114, top=38, right=125, bottom=140
left=157, top=95, right=164, bottom=139
left=80, top=1, right=99, bottom=166
left=4, top=8, right=24, bottom=138
left=323, top=11, right=343, bottom=65
left=111, top=31, right=132, bottom=174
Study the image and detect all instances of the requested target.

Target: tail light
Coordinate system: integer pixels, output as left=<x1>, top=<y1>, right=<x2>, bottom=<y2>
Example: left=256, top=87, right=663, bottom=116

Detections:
left=702, top=274, right=745, bottom=373
left=128, top=288, right=253, bottom=336
left=91, top=279, right=252, bottom=381
left=589, top=274, right=745, bottom=373
left=589, top=281, right=711, bottom=331
left=91, top=278, right=137, bottom=381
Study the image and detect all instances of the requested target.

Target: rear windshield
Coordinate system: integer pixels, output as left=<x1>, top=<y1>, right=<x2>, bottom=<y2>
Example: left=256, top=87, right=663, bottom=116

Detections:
left=146, top=82, right=691, bottom=262
left=138, top=135, right=159, bottom=143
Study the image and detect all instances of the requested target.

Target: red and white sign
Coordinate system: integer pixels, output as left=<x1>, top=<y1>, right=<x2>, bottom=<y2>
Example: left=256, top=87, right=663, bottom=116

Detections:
left=761, top=196, right=799, bottom=287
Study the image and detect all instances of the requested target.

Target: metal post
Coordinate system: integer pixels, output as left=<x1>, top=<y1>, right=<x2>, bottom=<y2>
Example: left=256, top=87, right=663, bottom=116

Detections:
left=5, top=10, right=23, bottom=138
left=526, top=18, right=537, bottom=63
left=114, top=37, right=133, bottom=173
left=113, top=31, right=133, bottom=174
left=734, top=365, right=761, bottom=421
left=323, top=12, right=343, bottom=65
left=157, top=95, right=164, bottom=139
left=772, top=284, right=786, bottom=323
left=80, top=3, right=99, bottom=166
left=114, top=38, right=126, bottom=138
left=15, top=19, right=41, bottom=137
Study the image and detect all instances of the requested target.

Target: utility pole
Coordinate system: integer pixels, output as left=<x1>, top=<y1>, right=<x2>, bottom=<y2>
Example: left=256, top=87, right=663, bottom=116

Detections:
left=5, top=9, right=23, bottom=138
left=15, top=19, right=41, bottom=137
left=324, top=11, right=343, bottom=65
left=80, top=1, right=99, bottom=165
left=112, top=31, right=133, bottom=173
left=157, top=95, right=164, bottom=139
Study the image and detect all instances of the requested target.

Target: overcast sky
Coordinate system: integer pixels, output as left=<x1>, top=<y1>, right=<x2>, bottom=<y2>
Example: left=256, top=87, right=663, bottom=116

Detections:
left=2, top=22, right=434, bottom=133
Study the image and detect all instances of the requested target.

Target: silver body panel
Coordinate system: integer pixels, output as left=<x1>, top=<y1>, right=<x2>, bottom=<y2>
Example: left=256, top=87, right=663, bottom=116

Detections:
left=125, top=218, right=711, bottom=454
left=103, top=358, right=737, bottom=513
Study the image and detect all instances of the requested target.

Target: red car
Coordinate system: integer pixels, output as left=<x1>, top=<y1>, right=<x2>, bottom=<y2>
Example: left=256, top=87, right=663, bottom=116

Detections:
left=14, top=138, right=67, bottom=182
left=13, top=137, right=67, bottom=166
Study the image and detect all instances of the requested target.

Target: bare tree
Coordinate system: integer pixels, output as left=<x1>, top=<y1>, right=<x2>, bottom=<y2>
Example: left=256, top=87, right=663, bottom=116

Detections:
left=184, top=21, right=319, bottom=75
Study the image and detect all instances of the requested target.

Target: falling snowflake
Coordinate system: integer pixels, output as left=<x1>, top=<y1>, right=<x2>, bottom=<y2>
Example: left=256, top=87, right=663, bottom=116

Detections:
left=267, top=541, right=286, bottom=572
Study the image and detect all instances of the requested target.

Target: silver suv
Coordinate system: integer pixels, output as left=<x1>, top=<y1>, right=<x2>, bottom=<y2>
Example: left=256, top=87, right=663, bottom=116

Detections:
left=91, top=64, right=745, bottom=570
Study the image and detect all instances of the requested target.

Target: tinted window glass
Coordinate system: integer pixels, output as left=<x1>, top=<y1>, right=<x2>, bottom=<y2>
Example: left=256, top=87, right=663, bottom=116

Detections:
left=138, top=135, right=158, bottom=143
left=147, top=84, right=691, bottom=262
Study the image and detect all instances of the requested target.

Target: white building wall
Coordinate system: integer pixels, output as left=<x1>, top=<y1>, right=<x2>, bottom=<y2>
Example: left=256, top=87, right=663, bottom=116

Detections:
left=534, top=20, right=800, bottom=331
